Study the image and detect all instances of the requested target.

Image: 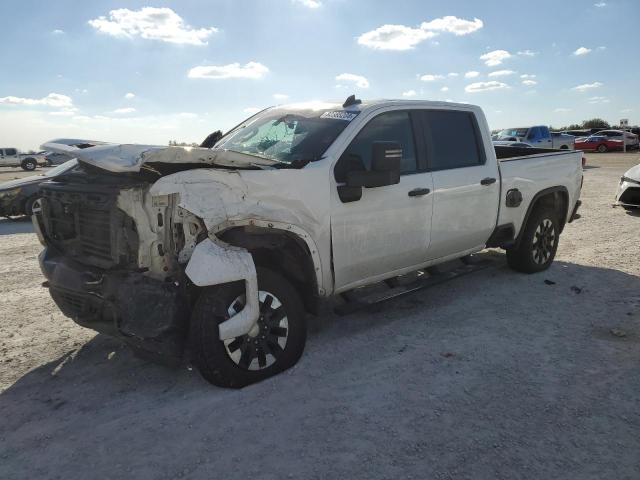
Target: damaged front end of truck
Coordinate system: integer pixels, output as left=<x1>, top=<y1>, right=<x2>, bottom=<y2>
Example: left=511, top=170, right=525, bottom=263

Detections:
left=33, top=139, right=313, bottom=365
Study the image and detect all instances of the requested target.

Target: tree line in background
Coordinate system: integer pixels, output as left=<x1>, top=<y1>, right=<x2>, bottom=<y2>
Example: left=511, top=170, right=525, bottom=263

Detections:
left=550, top=118, right=612, bottom=132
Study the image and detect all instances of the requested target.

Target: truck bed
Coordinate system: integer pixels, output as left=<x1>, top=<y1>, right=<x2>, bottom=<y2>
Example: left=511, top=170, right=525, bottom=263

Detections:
left=495, top=147, right=583, bottom=239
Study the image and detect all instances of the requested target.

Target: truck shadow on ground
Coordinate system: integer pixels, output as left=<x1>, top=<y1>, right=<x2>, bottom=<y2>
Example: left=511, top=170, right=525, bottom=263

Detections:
left=0, top=216, right=33, bottom=235
left=1, top=252, right=639, bottom=478
left=1, top=252, right=639, bottom=401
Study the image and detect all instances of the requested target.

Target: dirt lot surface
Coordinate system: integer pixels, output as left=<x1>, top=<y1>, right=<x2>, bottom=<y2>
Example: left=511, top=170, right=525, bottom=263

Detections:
left=1, top=153, right=639, bottom=479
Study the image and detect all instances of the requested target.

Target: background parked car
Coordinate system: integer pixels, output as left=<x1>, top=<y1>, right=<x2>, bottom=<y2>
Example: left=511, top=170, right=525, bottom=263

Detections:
left=497, top=126, right=574, bottom=149
left=492, top=140, right=533, bottom=147
left=0, top=148, right=47, bottom=170
left=0, top=159, right=78, bottom=216
left=594, top=130, right=639, bottom=149
left=43, top=151, right=73, bottom=166
left=575, top=135, right=624, bottom=153
left=616, top=163, right=640, bottom=209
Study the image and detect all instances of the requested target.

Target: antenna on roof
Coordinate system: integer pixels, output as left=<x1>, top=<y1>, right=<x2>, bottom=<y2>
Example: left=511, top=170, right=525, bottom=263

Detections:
left=343, top=94, right=361, bottom=108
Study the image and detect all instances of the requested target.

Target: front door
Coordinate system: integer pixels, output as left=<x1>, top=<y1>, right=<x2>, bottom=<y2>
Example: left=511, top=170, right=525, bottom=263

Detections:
left=330, top=110, right=434, bottom=291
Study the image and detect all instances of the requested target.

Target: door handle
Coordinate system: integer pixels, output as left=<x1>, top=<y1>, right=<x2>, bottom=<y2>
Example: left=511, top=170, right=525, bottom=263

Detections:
left=408, top=187, right=431, bottom=197
left=480, top=177, right=496, bottom=186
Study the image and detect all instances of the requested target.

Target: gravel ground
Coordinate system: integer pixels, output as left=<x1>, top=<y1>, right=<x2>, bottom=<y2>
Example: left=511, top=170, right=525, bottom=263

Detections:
left=1, top=153, right=639, bottom=479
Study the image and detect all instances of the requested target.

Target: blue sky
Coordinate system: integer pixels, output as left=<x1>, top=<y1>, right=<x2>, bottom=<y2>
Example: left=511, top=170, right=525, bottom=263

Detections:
left=0, top=0, right=637, bottom=150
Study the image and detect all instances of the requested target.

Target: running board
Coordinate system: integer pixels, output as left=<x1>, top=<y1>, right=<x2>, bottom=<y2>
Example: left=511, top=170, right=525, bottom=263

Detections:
left=334, top=256, right=496, bottom=316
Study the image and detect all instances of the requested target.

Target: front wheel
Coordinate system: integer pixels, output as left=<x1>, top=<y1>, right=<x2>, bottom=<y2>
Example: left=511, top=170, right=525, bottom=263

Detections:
left=507, top=207, right=560, bottom=273
left=21, top=158, right=37, bottom=171
left=190, top=267, right=307, bottom=388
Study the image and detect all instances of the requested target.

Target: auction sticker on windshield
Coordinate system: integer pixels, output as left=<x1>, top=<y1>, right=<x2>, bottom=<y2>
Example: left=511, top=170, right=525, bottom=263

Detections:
left=320, top=111, right=359, bottom=121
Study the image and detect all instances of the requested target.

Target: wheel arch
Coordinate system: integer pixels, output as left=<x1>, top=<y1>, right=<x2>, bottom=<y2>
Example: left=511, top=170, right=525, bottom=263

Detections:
left=516, top=186, right=569, bottom=246
left=218, top=225, right=321, bottom=315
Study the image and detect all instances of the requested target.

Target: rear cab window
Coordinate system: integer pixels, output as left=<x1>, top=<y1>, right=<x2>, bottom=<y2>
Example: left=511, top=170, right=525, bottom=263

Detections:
left=420, top=110, right=486, bottom=170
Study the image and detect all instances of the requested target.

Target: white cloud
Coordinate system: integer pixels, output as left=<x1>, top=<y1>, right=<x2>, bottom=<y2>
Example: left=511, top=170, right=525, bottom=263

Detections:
left=573, top=47, right=592, bottom=56
left=465, top=81, right=508, bottom=93
left=88, top=7, right=217, bottom=45
left=572, top=81, right=603, bottom=92
left=112, top=107, right=136, bottom=114
left=522, top=80, right=537, bottom=86
left=419, top=16, right=483, bottom=36
left=0, top=92, right=73, bottom=108
left=554, top=108, right=572, bottom=113
left=188, top=62, right=269, bottom=80
left=465, top=71, right=480, bottom=78
left=480, top=49, right=511, bottom=66
left=273, top=93, right=289, bottom=100
left=124, top=92, right=135, bottom=99
left=488, top=70, right=515, bottom=77
left=420, top=74, right=444, bottom=82
left=292, top=0, right=322, bottom=7
left=588, top=96, right=609, bottom=104
left=177, top=112, right=198, bottom=118
left=517, top=50, right=538, bottom=56
left=621, top=108, right=632, bottom=113
left=357, top=16, right=482, bottom=51
left=594, top=2, right=606, bottom=6
left=597, top=46, right=607, bottom=50
left=49, top=110, right=76, bottom=116
left=243, top=107, right=261, bottom=114
left=447, top=72, right=459, bottom=77
left=440, top=86, right=449, bottom=92
left=402, top=90, right=417, bottom=97
left=357, top=24, right=436, bottom=51
left=52, top=29, right=65, bottom=35
left=335, top=73, right=370, bottom=88
left=520, top=74, right=536, bottom=79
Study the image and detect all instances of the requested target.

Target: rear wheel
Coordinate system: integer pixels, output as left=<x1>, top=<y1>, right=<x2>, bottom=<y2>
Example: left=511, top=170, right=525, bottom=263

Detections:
left=190, top=267, right=307, bottom=388
left=597, top=144, right=608, bottom=153
left=21, top=158, right=37, bottom=171
left=507, top=207, right=560, bottom=273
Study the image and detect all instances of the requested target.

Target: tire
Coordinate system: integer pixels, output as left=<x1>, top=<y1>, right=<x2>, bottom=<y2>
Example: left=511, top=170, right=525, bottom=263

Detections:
left=597, top=144, right=608, bottom=153
left=24, top=197, right=38, bottom=216
left=190, top=267, right=307, bottom=388
left=21, top=158, right=37, bottom=171
left=46, top=159, right=53, bottom=167
left=507, top=206, right=560, bottom=273
left=560, top=145, right=568, bottom=150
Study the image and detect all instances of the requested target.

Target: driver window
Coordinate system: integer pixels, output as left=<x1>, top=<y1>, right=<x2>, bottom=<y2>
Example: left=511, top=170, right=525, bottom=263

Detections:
left=338, top=111, right=417, bottom=177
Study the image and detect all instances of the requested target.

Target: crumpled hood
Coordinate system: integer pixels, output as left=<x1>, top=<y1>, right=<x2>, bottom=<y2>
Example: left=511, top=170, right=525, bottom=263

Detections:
left=41, top=138, right=278, bottom=173
left=623, top=163, right=640, bottom=181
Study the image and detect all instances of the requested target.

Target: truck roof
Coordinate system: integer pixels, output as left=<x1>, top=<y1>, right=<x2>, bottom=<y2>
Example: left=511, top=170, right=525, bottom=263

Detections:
left=277, top=98, right=481, bottom=114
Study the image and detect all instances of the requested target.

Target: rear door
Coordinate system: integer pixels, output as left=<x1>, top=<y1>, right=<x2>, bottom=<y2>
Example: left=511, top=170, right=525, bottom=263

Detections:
left=420, top=109, right=500, bottom=260
left=330, top=109, right=434, bottom=290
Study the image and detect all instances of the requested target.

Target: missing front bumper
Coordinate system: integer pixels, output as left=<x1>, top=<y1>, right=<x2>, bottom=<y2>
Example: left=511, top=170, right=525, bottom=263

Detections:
left=40, top=248, right=190, bottom=363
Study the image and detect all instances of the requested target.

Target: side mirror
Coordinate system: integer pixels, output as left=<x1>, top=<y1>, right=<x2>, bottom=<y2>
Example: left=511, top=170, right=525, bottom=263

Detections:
left=346, top=141, right=401, bottom=188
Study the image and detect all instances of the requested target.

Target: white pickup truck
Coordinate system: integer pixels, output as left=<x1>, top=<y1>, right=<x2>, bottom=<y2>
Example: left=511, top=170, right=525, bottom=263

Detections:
left=0, top=148, right=47, bottom=170
left=497, top=126, right=575, bottom=150
left=35, top=98, right=582, bottom=388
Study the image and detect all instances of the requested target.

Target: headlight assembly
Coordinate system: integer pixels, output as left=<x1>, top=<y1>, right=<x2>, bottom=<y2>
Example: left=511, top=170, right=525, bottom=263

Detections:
left=621, top=176, right=640, bottom=185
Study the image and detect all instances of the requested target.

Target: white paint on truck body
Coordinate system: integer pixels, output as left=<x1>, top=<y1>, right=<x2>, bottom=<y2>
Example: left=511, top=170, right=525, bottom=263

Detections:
left=40, top=99, right=583, bottom=340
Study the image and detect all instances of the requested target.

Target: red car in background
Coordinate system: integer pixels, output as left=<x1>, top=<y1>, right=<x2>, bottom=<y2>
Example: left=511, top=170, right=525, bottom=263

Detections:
left=575, top=135, right=624, bottom=153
